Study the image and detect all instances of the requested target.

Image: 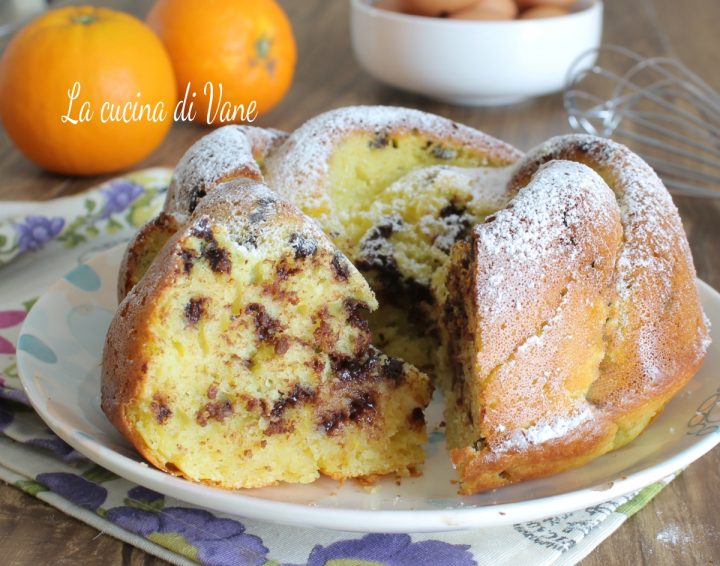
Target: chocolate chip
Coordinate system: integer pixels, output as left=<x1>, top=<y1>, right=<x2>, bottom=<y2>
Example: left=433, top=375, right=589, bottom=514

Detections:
left=191, top=218, right=213, bottom=242
left=409, top=407, right=425, bottom=425
left=245, top=303, right=282, bottom=341
left=329, top=351, right=379, bottom=382
left=344, top=299, right=370, bottom=332
left=203, top=242, right=231, bottom=274
left=363, top=218, right=401, bottom=241
left=150, top=394, right=172, bottom=424
left=289, top=233, right=317, bottom=259
left=274, top=336, right=290, bottom=355
left=188, top=186, right=207, bottom=213
left=264, top=384, right=315, bottom=436
left=184, top=297, right=206, bottom=325
left=320, top=391, right=377, bottom=435
left=189, top=219, right=232, bottom=274
left=439, top=202, right=466, bottom=218
left=178, top=249, right=196, bottom=274
left=348, top=392, right=376, bottom=424
left=330, top=252, right=350, bottom=281
left=369, top=131, right=390, bottom=149
left=196, top=400, right=233, bottom=427
left=270, top=384, right=315, bottom=419
left=276, top=260, right=300, bottom=281
left=382, top=357, right=405, bottom=384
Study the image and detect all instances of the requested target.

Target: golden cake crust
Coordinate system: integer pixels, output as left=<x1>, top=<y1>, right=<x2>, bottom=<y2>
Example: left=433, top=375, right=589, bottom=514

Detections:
left=507, top=135, right=710, bottom=420
left=441, top=137, right=710, bottom=494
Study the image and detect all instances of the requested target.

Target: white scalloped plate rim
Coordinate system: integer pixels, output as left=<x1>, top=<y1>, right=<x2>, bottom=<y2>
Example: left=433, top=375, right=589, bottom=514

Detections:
left=16, top=244, right=720, bottom=533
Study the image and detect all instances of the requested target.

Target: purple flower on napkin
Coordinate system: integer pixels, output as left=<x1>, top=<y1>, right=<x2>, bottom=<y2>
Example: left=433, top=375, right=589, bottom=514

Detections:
left=127, top=485, right=164, bottom=504
left=107, top=506, right=268, bottom=566
left=100, top=180, right=144, bottom=219
left=305, top=533, right=476, bottom=566
left=36, top=472, right=108, bottom=511
left=12, top=216, right=65, bottom=253
left=26, top=437, right=86, bottom=462
left=0, top=386, right=30, bottom=405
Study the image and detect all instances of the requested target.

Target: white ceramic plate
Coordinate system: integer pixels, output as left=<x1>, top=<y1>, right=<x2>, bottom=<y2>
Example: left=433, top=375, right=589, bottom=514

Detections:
left=16, top=245, right=720, bottom=532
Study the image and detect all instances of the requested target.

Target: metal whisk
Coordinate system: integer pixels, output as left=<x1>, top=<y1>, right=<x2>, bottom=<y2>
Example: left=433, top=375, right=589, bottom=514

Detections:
left=564, top=45, right=720, bottom=198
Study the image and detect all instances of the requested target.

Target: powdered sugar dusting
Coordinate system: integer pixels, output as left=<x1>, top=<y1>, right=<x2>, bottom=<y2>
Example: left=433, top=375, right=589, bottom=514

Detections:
left=265, top=105, right=521, bottom=213
left=509, top=134, right=711, bottom=409
left=495, top=406, right=594, bottom=452
left=164, top=126, right=287, bottom=215
left=656, top=524, right=692, bottom=546
left=472, top=160, right=621, bottom=376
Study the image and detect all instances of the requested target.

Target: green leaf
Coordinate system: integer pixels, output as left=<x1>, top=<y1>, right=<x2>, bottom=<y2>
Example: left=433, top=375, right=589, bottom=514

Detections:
left=2, top=362, right=18, bottom=379
left=106, top=218, right=123, bottom=234
left=84, top=199, right=96, bottom=213
left=148, top=533, right=199, bottom=561
left=63, top=217, right=85, bottom=233
left=85, top=225, right=99, bottom=237
left=124, top=496, right=165, bottom=512
left=22, top=297, right=38, bottom=312
left=14, top=479, right=49, bottom=496
left=82, top=465, right=119, bottom=484
left=0, top=234, right=6, bottom=248
left=59, top=232, right=86, bottom=248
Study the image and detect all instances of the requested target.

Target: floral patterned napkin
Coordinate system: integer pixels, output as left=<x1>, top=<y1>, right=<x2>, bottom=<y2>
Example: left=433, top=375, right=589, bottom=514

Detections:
left=0, top=169, right=675, bottom=566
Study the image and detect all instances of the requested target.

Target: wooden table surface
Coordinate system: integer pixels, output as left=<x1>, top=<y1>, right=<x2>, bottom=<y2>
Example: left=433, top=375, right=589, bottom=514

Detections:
left=1, top=0, right=718, bottom=564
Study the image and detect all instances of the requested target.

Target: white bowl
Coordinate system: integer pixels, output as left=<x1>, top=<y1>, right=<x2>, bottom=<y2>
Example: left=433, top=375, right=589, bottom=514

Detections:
left=350, top=0, right=603, bottom=106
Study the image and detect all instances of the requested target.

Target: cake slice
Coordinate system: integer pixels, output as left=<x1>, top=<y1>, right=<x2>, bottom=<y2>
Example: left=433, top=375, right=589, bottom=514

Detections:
left=102, top=179, right=432, bottom=488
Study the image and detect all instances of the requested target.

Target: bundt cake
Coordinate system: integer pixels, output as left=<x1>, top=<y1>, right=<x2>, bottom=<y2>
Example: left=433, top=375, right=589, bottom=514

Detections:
left=105, top=106, right=710, bottom=495
left=102, top=179, right=432, bottom=488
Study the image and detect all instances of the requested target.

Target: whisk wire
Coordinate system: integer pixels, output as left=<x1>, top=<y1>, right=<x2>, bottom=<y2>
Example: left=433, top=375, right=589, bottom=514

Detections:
left=564, top=45, right=720, bottom=198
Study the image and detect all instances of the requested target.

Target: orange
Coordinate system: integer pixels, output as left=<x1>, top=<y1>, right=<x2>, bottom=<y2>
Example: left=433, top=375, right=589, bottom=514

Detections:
left=147, top=0, right=296, bottom=126
left=0, top=6, right=176, bottom=176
